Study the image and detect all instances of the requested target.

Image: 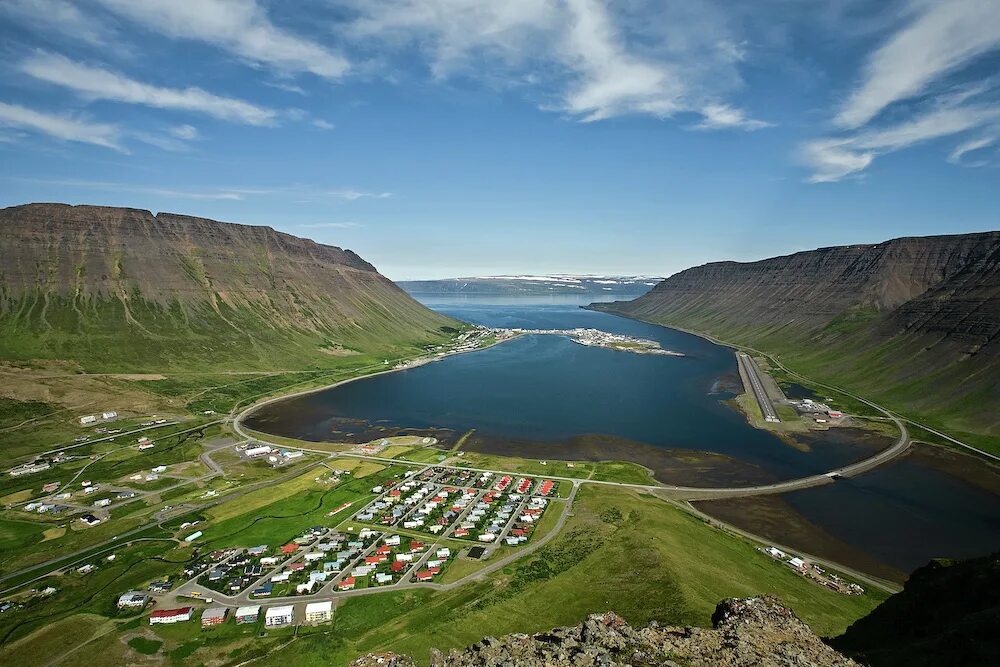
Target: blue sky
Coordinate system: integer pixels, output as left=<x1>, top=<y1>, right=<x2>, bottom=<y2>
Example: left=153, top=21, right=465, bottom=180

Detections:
left=1, top=1, right=998, bottom=280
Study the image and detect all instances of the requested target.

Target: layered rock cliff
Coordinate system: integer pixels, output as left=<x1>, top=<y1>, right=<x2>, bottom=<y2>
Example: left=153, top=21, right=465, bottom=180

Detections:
left=350, top=597, right=857, bottom=667
left=0, top=203, right=458, bottom=370
left=593, top=232, right=1000, bottom=438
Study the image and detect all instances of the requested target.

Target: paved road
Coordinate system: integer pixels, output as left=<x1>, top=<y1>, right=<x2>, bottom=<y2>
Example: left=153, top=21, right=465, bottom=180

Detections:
left=738, top=352, right=780, bottom=423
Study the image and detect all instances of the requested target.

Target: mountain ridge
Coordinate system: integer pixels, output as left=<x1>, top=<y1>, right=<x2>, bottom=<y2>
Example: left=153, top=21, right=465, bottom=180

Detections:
left=0, top=203, right=458, bottom=371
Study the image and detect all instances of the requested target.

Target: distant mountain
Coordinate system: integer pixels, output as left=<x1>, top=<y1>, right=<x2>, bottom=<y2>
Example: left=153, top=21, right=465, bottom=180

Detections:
left=0, top=203, right=459, bottom=371
left=400, top=275, right=662, bottom=297
left=591, top=232, right=1000, bottom=439
left=832, top=553, right=1000, bottom=666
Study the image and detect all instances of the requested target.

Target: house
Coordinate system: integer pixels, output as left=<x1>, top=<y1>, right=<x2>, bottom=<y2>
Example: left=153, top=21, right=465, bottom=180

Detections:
left=282, top=450, right=304, bottom=460
left=184, top=531, right=203, bottom=543
left=436, top=548, right=450, bottom=559
left=252, top=583, right=273, bottom=597
left=765, top=547, right=787, bottom=559
left=787, top=557, right=807, bottom=571
left=94, top=498, right=112, bottom=508
left=149, top=607, right=193, bottom=624
left=296, top=580, right=317, bottom=595
left=390, top=560, right=406, bottom=573
left=270, top=572, right=291, bottom=583
left=117, top=591, right=149, bottom=608
left=80, top=415, right=97, bottom=425
left=414, top=570, right=433, bottom=582
left=79, top=514, right=101, bottom=526
left=375, top=573, right=393, bottom=584
left=42, top=482, right=60, bottom=493
left=288, top=562, right=305, bottom=572
left=260, top=556, right=279, bottom=566
left=235, top=605, right=261, bottom=624
left=304, top=600, right=332, bottom=623
left=102, top=411, right=118, bottom=420
left=264, top=605, right=294, bottom=627
left=148, top=580, right=171, bottom=593
left=201, top=607, right=228, bottom=626
left=248, top=545, right=268, bottom=556
left=281, top=544, right=299, bottom=555
left=337, top=576, right=356, bottom=591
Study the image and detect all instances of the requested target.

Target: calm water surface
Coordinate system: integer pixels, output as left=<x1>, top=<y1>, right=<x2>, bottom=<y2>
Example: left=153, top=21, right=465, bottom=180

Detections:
left=250, top=295, right=1000, bottom=575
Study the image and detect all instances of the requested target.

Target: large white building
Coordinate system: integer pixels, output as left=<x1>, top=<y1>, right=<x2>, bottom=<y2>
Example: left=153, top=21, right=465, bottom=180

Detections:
left=304, top=601, right=332, bottom=623
left=264, top=605, right=294, bottom=627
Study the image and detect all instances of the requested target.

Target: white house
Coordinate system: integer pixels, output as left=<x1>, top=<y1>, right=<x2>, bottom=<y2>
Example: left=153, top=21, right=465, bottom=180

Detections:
left=264, top=605, right=294, bottom=627
left=304, top=601, right=332, bottom=623
left=80, top=415, right=97, bottom=425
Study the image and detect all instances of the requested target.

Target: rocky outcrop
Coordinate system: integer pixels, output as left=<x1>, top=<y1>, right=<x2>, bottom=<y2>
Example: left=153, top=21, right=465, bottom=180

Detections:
left=593, top=231, right=1000, bottom=436
left=350, top=597, right=857, bottom=667
left=0, top=203, right=457, bottom=369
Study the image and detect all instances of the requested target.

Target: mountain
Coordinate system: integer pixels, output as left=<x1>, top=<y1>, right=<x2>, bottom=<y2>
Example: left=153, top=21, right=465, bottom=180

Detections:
left=591, top=232, right=1000, bottom=440
left=0, top=203, right=459, bottom=371
left=350, top=597, right=858, bottom=666
left=400, top=275, right=662, bottom=298
left=831, top=553, right=1000, bottom=666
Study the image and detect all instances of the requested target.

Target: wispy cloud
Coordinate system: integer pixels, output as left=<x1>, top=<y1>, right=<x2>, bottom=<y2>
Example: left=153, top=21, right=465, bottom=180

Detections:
left=325, top=188, right=392, bottom=200
left=345, top=0, right=768, bottom=129
left=836, top=0, right=1000, bottom=129
left=803, top=102, right=1000, bottom=182
left=0, top=0, right=115, bottom=46
left=0, top=102, right=123, bottom=151
left=802, top=0, right=1000, bottom=182
left=947, top=134, right=999, bottom=166
left=95, top=0, right=349, bottom=79
left=14, top=178, right=245, bottom=200
left=297, top=222, right=364, bottom=229
left=170, top=124, right=199, bottom=140
left=312, top=119, right=335, bottom=130
left=692, top=104, right=775, bottom=131
left=22, top=52, right=279, bottom=126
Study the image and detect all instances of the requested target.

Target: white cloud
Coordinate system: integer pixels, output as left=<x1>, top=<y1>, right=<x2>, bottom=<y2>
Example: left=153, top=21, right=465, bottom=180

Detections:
left=95, top=0, right=349, bottom=79
left=0, top=102, right=123, bottom=151
left=0, top=0, right=114, bottom=46
left=16, top=178, right=245, bottom=200
left=312, top=119, right=335, bottom=130
left=836, top=0, right=1000, bottom=129
left=800, top=139, right=874, bottom=183
left=170, top=124, right=199, bottom=140
left=948, top=134, right=999, bottom=165
left=693, top=104, right=774, bottom=131
left=22, top=52, right=279, bottom=126
left=325, top=188, right=392, bottom=200
left=344, top=0, right=768, bottom=128
left=803, top=103, right=1000, bottom=182
left=803, top=0, right=1000, bottom=182
left=298, top=221, right=364, bottom=228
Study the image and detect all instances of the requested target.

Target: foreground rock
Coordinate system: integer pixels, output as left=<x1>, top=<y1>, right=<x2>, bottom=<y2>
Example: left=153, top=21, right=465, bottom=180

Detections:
left=351, top=597, right=856, bottom=667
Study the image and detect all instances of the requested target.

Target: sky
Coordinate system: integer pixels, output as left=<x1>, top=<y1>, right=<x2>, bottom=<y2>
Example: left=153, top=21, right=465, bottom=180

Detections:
left=1, top=0, right=998, bottom=280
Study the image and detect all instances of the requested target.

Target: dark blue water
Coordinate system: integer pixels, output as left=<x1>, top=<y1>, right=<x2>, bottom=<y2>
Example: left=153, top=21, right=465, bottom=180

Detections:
left=253, top=297, right=882, bottom=483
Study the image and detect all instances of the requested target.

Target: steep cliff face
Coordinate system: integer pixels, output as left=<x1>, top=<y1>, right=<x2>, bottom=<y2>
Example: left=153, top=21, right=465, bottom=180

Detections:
left=593, top=231, right=1000, bottom=438
left=832, top=553, right=1000, bottom=666
left=350, top=597, right=858, bottom=667
left=0, top=203, right=458, bottom=370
